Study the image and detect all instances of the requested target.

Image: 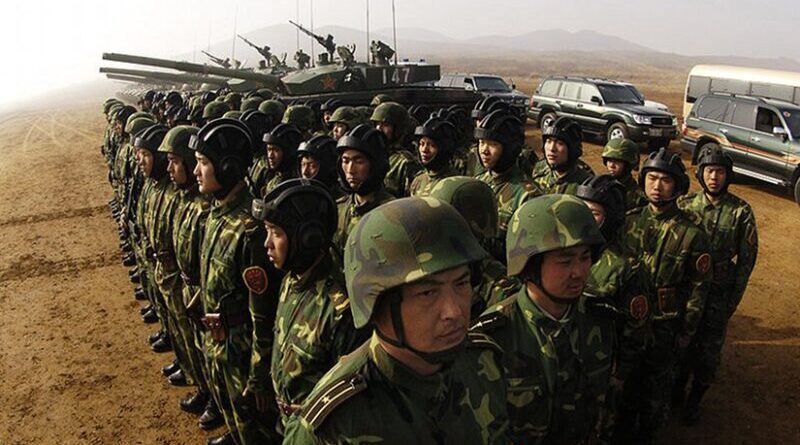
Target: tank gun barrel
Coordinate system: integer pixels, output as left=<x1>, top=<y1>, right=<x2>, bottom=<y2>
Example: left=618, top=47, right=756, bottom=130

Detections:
left=105, top=73, right=174, bottom=86
left=99, top=67, right=228, bottom=86
left=102, top=52, right=281, bottom=90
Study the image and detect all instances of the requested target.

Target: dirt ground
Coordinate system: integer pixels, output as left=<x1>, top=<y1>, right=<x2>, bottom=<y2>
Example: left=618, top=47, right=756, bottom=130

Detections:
left=0, top=90, right=798, bottom=444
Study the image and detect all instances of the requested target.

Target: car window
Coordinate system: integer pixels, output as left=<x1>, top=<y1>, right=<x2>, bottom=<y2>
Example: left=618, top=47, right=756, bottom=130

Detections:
left=464, top=78, right=475, bottom=87
left=779, top=108, right=800, bottom=138
left=751, top=83, right=796, bottom=103
left=711, top=78, right=749, bottom=95
left=730, top=101, right=756, bottom=129
left=439, top=75, right=454, bottom=87
left=695, top=96, right=730, bottom=122
left=579, top=83, right=601, bottom=102
left=755, top=107, right=782, bottom=134
left=687, top=76, right=711, bottom=103
left=561, top=82, right=580, bottom=100
left=597, top=84, right=642, bottom=104
left=540, top=80, right=561, bottom=97
left=474, top=76, right=510, bottom=92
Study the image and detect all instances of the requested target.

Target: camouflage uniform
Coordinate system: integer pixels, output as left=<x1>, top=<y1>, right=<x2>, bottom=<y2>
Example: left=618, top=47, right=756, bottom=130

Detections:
left=372, top=102, right=423, bottom=197
left=282, top=196, right=510, bottom=444
left=531, top=159, right=594, bottom=195
left=474, top=194, right=614, bottom=445
left=332, top=191, right=394, bottom=254
left=601, top=138, right=647, bottom=210
left=248, top=155, right=272, bottom=198
left=618, top=175, right=647, bottom=210
left=533, top=116, right=594, bottom=195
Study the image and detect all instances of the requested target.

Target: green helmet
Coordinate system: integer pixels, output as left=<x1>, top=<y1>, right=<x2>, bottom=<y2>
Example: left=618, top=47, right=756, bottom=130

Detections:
left=370, top=93, right=394, bottom=107
left=158, top=125, right=199, bottom=158
left=203, top=101, right=229, bottom=120
left=370, top=101, right=408, bottom=127
left=126, top=111, right=154, bottom=127
left=506, top=194, right=605, bottom=277
left=107, top=104, right=123, bottom=122
left=344, top=197, right=487, bottom=328
left=240, top=97, right=262, bottom=112
left=428, top=176, right=497, bottom=244
left=258, top=99, right=286, bottom=122
left=602, top=138, right=640, bottom=170
left=103, top=98, right=122, bottom=114
left=282, top=105, right=315, bottom=133
left=125, top=117, right=156, bottom=137
left=328, top=106, right=364, bottom=130
left=223, top=110, right=243, bottom=119
left=255, top=88, right=274, bottom=100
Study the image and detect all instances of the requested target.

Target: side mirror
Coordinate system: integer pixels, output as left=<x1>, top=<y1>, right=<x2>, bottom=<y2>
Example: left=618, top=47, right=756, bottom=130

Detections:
left=511, top=81, right=517, bottom=90
left=773, top=126, right=789, bottom=142
left=591, top=96, right=603, bottom=105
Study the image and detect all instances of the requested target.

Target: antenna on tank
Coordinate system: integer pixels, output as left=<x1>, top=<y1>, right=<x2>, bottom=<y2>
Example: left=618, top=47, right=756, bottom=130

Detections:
left=391, top=0, right=398, bottom=64
left=310, top=0, right=315, bottom=67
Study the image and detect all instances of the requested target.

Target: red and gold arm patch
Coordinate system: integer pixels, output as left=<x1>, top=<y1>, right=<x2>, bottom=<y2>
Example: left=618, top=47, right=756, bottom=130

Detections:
left=695, top=253, right=711, bottom=275
left=629, top=295, right=649, bottom=321
left=242, top=266, right=268, bottom=295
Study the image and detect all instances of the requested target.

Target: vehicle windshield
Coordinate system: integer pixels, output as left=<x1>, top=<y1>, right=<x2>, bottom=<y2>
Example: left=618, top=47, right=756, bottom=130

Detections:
left=598, top=84, right=644, bottom=105
left=778, top=108, right=800, bottom=138
left=624, top=84, right=645, bottom=102
left=474, top=76, right=511, bottom=92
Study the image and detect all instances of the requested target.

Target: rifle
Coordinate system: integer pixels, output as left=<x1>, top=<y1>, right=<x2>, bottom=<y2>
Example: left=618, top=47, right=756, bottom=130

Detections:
left=201, top=50, right=230, bottom=69
left=238, top=34, right=271, bottom=60
left=288, top=20, right=336, bottom=57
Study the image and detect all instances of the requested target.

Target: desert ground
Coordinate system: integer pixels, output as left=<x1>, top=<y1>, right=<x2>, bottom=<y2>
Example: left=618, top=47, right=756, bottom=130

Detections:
left=0, top=65, right=798, bottom=444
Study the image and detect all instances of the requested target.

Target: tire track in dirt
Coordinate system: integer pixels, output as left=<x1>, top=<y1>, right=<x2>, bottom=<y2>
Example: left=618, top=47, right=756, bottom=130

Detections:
left=0, top=205, right=109, bottom=228
left=0, top=251, right=119, bottom=284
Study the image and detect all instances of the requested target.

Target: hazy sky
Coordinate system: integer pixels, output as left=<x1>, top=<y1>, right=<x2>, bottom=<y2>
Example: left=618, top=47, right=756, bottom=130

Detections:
left=2, top=0, right=799, bottom=107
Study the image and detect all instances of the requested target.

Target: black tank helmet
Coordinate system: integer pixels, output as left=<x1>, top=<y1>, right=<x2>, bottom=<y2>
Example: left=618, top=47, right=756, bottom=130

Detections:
left=542, top=116, right=583, bottom=172
left=575, top=174, right=626, bottom=242
left=639, top=147, right=690, bottom=204
left=336, top=123, right=389, bottom=195
left=473, top=109, right=524, bottom=173
left=133, top=124, right=169, bottom=180
left=297, top=135, right=339, bottom=188
left=165, top=91, right=183, bottom=108
left=251, top=178, right=337, bottom=274
left=694, top=143, right=733, bottom=196
left=414, top=117, right=457, bottom=172
left=200, top=91, right=218, bottom=107
left=471, top=96, right=502, bottom=121
left=240, top=110, right=276, bottom=156
left=262, top=123, right=304, bottom=173
left=189, top=118, right=254, bottom=199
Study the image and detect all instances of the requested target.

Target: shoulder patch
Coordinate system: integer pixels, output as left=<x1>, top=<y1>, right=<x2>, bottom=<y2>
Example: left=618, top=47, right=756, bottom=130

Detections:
left=335, top=195, right=348, bottom=205
left=696, top=253, right=711, bottom=274
left=629, top=295, right=649, bottom=321
left=242, top=266, right=268, bottom=295
left=329, top=288, right=350, bottom=315
left=466, top=331, right=503, bottom=353
left=470, top=311, right=507, bottom=332
left=302, top=374, right=367, bottom=430
left=625, top=206, right=645, bottom=216
left=243, top=217, right=260, bottom=235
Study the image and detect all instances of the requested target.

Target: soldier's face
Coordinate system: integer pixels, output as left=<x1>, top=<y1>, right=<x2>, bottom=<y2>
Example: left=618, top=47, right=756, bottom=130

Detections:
left=583, top=200, right=606, bottom=227
left=644, top=171, right=676, bottom=203
left=375, top=121, right=394, bottom=141
left=539, top=245, right=593, bottom=300
left=703, top=165, right=727, bottom=194
left=194, top=152, right=222, bottom=194
left=136, top=148, right=153, bottom=177
left=114, top=121, right=124, bottom=136
left=167, top=153, right=187, bottom=186
left=266, top=144, right=284, bottom=170
left=341, top=149, right=370, bottom=190
left=332, top=123, right=349, bottom=140
left=323, top=111, right=333, bottom=124
left=604, top=159, right=626, bottom=178
left=478, top=139, right=503, bottom=170
left=544, top=138, right=569, bottom=167
left=418, top=136, right=439, bottom=165
left=300, top=155, right=320, bottom=179
left=379, top=265, right=472, bottom=354
left=264, top=222, right=289, bottom=270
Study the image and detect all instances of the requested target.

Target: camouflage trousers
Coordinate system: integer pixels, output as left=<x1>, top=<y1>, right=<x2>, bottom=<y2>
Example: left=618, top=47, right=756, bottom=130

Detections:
left=677, top=291, right=731, bottom=387
left=155, top=267, right=199, bottom=387
left=204, top=328, right=280, bottom=445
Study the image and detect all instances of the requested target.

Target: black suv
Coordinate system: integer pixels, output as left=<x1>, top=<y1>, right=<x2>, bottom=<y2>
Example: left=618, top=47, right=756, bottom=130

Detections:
left=529, top=76, right=678, bottom=148
left=438, top=73, right=529, bottom=118
left=682, top=93, right=800, bottom=203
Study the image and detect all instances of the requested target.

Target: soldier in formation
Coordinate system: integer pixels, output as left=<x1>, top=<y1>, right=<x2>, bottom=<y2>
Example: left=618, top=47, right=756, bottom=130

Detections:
left=99, top=87, right=757, bottom=445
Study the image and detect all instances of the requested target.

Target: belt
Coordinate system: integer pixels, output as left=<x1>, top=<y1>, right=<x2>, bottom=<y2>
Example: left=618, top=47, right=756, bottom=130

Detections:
left=201, top=309, right=251, bottom=342
left=276, top=399, right=301, bottom=417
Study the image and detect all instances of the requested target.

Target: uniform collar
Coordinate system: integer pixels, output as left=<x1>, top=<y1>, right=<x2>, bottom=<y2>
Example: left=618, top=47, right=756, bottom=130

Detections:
left=369, top=333, right=449, bottom=401
left=349, top=189, right=392, bottom=216
left=646, top=202, right=680, bottom=221
left=212, top=182, right=248, bottom=215
left=515, top=286, right=574, bottom=331
left=289, top=252, right=331, bottom=291
left=488, top=163, right=523, bottom=185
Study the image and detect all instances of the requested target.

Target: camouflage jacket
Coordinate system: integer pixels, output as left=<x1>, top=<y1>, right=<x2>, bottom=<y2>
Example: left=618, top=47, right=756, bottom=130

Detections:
left=621, top=204, right=711, bottom=338
left=200, top=183, right=279, bottom=394
left=409, top=164, right=460, bottom=197
left=476, top=164, right=541, bottom=262
left=271, top=252, right=367, bottom=423
left=173, top=185, right=211, bottom=289
left=678, top=191, right=758, bottom=314
left=281, top=332, right=511, bottom=445
left=248, top=155, right=272, bottom=198
left=531, top=160, right=594, bottom=195
left=261, top=169, right=297, bottom=199
left=585, top=243, right=652, bottom=379
left=148, top=179, right=182, bottom=286
left=475, top=257, right=521, bottom=318
left=473, top=289, right=615, bottom=445
left=452, top=143, right=484, bottom=177
left=384, top=144, right=423, bottom=198
left=618, top=174, right=647, bottom=210
left=332, top=190, right=395, bottom=255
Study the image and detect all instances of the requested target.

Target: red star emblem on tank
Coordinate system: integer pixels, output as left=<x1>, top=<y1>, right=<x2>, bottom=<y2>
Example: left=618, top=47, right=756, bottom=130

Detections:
left=320, top=75, right=337, bottom=91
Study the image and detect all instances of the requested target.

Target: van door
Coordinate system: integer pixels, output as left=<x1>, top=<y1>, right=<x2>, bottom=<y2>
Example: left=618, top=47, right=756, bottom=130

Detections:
left=748, top=107, right=791, bottom=179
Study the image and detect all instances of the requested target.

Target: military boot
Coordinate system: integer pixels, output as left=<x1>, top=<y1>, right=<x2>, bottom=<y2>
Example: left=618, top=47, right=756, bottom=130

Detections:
left=683, top=382, right=710, bottom=425
left=199, top=400, right=224, bottom=431
left=206, top=432, right=236, bottom=445
left=151, top=333, right=172, bottom=352
left=141, top=307, right=159, bottom=324
left=122, top=253, right=136, bottom=267
left=134, top=287, right=147, bottom=301
left=180, top=390, right=209, bottom=415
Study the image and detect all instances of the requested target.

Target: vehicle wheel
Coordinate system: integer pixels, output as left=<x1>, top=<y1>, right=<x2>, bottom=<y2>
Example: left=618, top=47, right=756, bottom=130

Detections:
left=539, top=112, right=557, bottom=131
left=794, top=177, right=800, bottom=205
left=606, top=122, right=629, bottom=142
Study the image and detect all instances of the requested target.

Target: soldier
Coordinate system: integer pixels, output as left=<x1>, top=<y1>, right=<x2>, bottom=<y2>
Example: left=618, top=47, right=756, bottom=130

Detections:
left=240, top=97, right=262, bottom=113
left=474, top=109, right=541, bottom=263
left=428, top=176, right=521, bottom=317
left=575, top=174, right=652, bottom=443
left=202, top=101, right=229, bottom=125
left=282, top=104, right=316, bottom=139
left=327, top=106, right=365, bottom=141
left=619, top=147, right=710, bottom=443
left=249, top=179, right=366, bottom=430
left=473, top=194, right=615, bottom=445
left=240, top=110, right=277, bottom=198
left=675, top=144, right=758, bottom=424
left=260, top=123, right=304, bottom=196
left=258, top=99, right=286, bottom=126
left=294, top=49, right=310, bottom=70
left=190, top=118, right=282, bottom=445
left=319, top=98, right=342, bottom=131
left=371, top=102, right=423, bottom=197
left=297, top=135, right=344, bottom=199
left=139, top=90, right=156, bottom=112
left=409, top=116, right=460, bottom=196
left=282, top=197, right=510, bottom=444
left=332, top=124, right=394, bottom=254
left=601, top=138, right=647, bottom=209
left=532, top=116, right=593, bottom=194
left=369, top=93, right=393, bottom=108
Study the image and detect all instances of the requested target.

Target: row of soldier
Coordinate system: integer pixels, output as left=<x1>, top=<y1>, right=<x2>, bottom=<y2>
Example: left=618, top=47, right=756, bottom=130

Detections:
left=99, top=87, right=758, bottom=445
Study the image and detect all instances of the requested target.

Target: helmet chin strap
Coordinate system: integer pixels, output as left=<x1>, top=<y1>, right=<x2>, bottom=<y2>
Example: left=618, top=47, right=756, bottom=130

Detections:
left=528, top=258, right=580, bottom=306
left=374, top=292, right=466, bottom=366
